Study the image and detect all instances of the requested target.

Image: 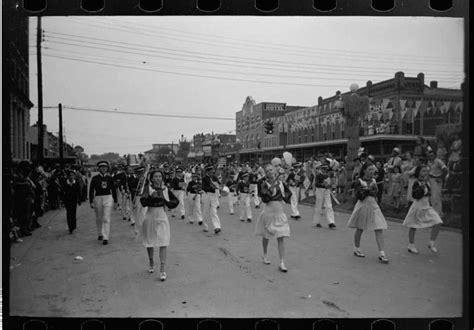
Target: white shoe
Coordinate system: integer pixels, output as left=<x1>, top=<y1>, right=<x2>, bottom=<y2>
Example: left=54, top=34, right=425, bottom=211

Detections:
left=408, top=246, right=419, bottom=254
left=428, top=244, right=438, bottom=253
left=262, top=256, right=271, bottom=265
left=279, top=261, right=288, bottom=272
left=160, top=272, right=167, bottom=281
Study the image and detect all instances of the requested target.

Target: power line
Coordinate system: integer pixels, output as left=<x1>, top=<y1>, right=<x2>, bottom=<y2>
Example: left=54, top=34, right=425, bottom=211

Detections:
left=45, top=30, right=463, bottom=69
left=92, top=17, right=464, bottom=65
left=39, top=48, right=464, bottom=85
left=43, top=33, right=464, bottom=76
left=49, top=105, right=236, bottom=120
left=42, top=38, right=464, bottom=84
left=41, top=53, right=349, bottom=88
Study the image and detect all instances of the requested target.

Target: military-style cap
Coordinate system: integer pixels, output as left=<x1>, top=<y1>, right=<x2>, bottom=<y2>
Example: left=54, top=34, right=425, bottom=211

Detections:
left=163, top=162, right=170, bottom=167
left=176, top=167, right=183, bottom=173
left=97, top=161, right=110, bottom=168
left=205, top=164, right=214, bottom=171
left=241, top=172, right=249, bottom=178
left=135, top=166, right=145, bottom=173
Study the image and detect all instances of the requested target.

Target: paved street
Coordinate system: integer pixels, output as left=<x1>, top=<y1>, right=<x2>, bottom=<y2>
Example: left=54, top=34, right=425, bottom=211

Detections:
left=10, top=195, right=462, bottom=318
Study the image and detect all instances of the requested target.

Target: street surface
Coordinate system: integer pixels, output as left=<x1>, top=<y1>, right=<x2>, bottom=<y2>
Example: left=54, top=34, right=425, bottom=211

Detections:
left=10, top=193, right=462, bottom=318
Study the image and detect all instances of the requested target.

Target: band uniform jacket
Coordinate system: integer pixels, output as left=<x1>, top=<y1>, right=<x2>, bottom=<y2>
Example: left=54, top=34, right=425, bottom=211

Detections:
left=258, top=179, right=292, bottom=204
left=140, top=185, right=179, bottom=209
left=354, top=178, right=378, bottom=201
left=126, top=174, right=139, bottom=199
left=187, top=181, right=202, bottom=195
left=286, top=172, right=305, bottom=188
left=236, top=180, right=250, bottom=194
left=89, top=174, right=118, bottom=204
left=202, top=175, right=221, bottom=193
left=171, top=177, right=186, bottom=191
left=314, top=171, right=330, bottom=189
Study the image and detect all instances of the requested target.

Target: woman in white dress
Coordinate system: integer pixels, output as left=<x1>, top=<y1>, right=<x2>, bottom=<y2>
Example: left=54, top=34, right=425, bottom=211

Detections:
left=255, top=165, right=292, bottom=272
left=347, top=163, right=389, bottom=264
left=402, top=165, right=443, bottom=254
left=138, top=170, right=179, bottom=281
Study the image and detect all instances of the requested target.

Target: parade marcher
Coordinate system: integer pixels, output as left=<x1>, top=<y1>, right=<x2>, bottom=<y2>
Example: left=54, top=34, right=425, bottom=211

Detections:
left=138, top=170, right=179, bottom=280
left=426, top=147, right=447, bottom=217
left=249, top=165, right=261, bottom=208
left=236, top=172, right=252, bottom=222
left=115, top=166, right=129, bottom=220
left=402, top=165, right=443, bottom=254
left=374, top=161, right=385, bottom=204
left=225, top=171, right=238, bottom=215
left=13, top=161, right=35, bottom=237
left=187, top=173, right=203, bottom=225
left=347, top=162, right=389, bottom=264
left=89, top=161, right=119, bottom=245
left=312, top=161, right=336, bottom=229
left=62, top=170, right=81, bottom=234
left=124, top=165, right=139, bottom=222
left=113, top=165, right=125, bottom=212
left=389, top=165, right=403, bottom=210
left=201, top=164, right=222, bottom=234
left=130, top=166, right=146, bottom=227
left=171, top=167, right=187, bottom=219
left=286, top=163, right=302, bottom=219
left=256, top=164, right=292, bottom=272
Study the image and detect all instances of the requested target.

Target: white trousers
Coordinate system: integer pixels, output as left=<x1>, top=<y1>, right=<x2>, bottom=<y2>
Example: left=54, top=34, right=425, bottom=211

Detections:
left=171, top=190, right=186, bottom=217
left=313, top=188, right=335, bottom=225
left=93, top=195, right=113, bottom=240
left=289, top=186, right=300, bottom=216
left=121, top=190, right=131, bottom=219
left=239, top=193, right=252, bottom=220
left=189, top=193, right=203, bottom=223
left=202, top=192, right=221, bottom=230
left=228, top=194, right=237, bottom=214
left=249, top=184, right=261, bottom=207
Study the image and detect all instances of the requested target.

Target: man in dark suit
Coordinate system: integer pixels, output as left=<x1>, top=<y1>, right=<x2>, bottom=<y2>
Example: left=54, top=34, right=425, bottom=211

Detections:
left=62, top=170, right=81, bottom=234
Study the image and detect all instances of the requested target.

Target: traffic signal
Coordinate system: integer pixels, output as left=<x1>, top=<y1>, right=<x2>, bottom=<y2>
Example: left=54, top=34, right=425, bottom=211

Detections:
left=264, top=121, right=274, bottom=134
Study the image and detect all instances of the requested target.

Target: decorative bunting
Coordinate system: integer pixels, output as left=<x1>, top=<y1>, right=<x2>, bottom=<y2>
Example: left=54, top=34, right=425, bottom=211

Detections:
left=399, top=99, right=407, bottom=111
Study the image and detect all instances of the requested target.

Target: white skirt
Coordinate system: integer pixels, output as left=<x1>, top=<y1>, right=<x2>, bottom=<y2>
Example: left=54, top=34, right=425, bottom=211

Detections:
left=347, top=196, right=387, bottom=231
left=255, top=201, right=290, bottom=239
left=402, top=197, right=443, bottom=228
left=138, top=206, right=170, bottom=247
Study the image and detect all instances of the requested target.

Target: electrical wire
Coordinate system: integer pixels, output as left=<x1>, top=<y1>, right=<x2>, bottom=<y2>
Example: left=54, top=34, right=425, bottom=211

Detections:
left=43, top=33, right=463, bottom=76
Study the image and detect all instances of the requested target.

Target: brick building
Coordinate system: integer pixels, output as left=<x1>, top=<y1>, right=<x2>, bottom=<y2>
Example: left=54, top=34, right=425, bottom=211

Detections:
left=237, top=72, right=463, bottom=162
left=3, top=2, right=33, bottom=162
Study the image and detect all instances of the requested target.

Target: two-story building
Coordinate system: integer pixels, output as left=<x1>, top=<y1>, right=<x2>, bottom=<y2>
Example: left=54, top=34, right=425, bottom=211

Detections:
left=236, top=72, right=463, bottom=162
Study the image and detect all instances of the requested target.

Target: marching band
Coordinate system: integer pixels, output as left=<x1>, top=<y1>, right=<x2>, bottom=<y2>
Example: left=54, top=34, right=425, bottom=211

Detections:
left=82, top=148, right=447, bottom=280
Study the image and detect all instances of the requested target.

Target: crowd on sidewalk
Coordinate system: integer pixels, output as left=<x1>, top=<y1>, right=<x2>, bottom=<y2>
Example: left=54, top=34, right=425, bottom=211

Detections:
left=8, top=161, right=90, bottom=243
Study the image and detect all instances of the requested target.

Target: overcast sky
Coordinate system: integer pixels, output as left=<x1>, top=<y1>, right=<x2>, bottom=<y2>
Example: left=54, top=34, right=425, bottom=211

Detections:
left=28, top=16, right=464, bottom=156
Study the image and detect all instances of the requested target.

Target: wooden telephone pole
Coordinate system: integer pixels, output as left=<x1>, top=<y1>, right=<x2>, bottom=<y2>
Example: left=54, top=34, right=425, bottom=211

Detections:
left=59, top=103, right=64, bottom=168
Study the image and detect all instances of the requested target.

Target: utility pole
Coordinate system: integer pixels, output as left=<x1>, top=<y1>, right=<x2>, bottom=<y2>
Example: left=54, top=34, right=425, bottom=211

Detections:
left=59, top=103, right=64, bottom=168
left=37, top=16, right=44, bottom=163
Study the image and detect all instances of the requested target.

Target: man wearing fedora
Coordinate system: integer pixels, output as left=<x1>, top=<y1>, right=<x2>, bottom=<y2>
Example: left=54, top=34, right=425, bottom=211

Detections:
left=89, top=161, right=118, bottom=245
left=201, top=164, right=222, bottom=234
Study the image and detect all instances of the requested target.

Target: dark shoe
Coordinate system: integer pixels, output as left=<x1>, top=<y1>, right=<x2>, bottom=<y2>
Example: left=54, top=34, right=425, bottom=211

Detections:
left=378, top=255, right=389, bottom=264
left=181, top=215, right=185, bottom=220
left=315, top=224, right=322, bottom=228
left=329, top=223, right=336, bottom=229
left=290, top=215, right=295, bottom=219
left=217, top=206, right=220, bottom=209
left=247, top=218, right=252, bottom=222
left=103, top=240, right=108, bottom=245
left=98, top=235, right=103, bottom=241
left=69, top=229, right=74, bottom=234
left=240, top=218, right=245, bottom=222
left=131, top=223, right=135, bottom=226
left=295, top=215, right=301, bottom=220
left=214, top=228, right=221, bottom=234
left=255, top=205, right=260, bottom=209
left=171, top=214, right=175, bottom=218
left=198, top=221, right=203, bottom=226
